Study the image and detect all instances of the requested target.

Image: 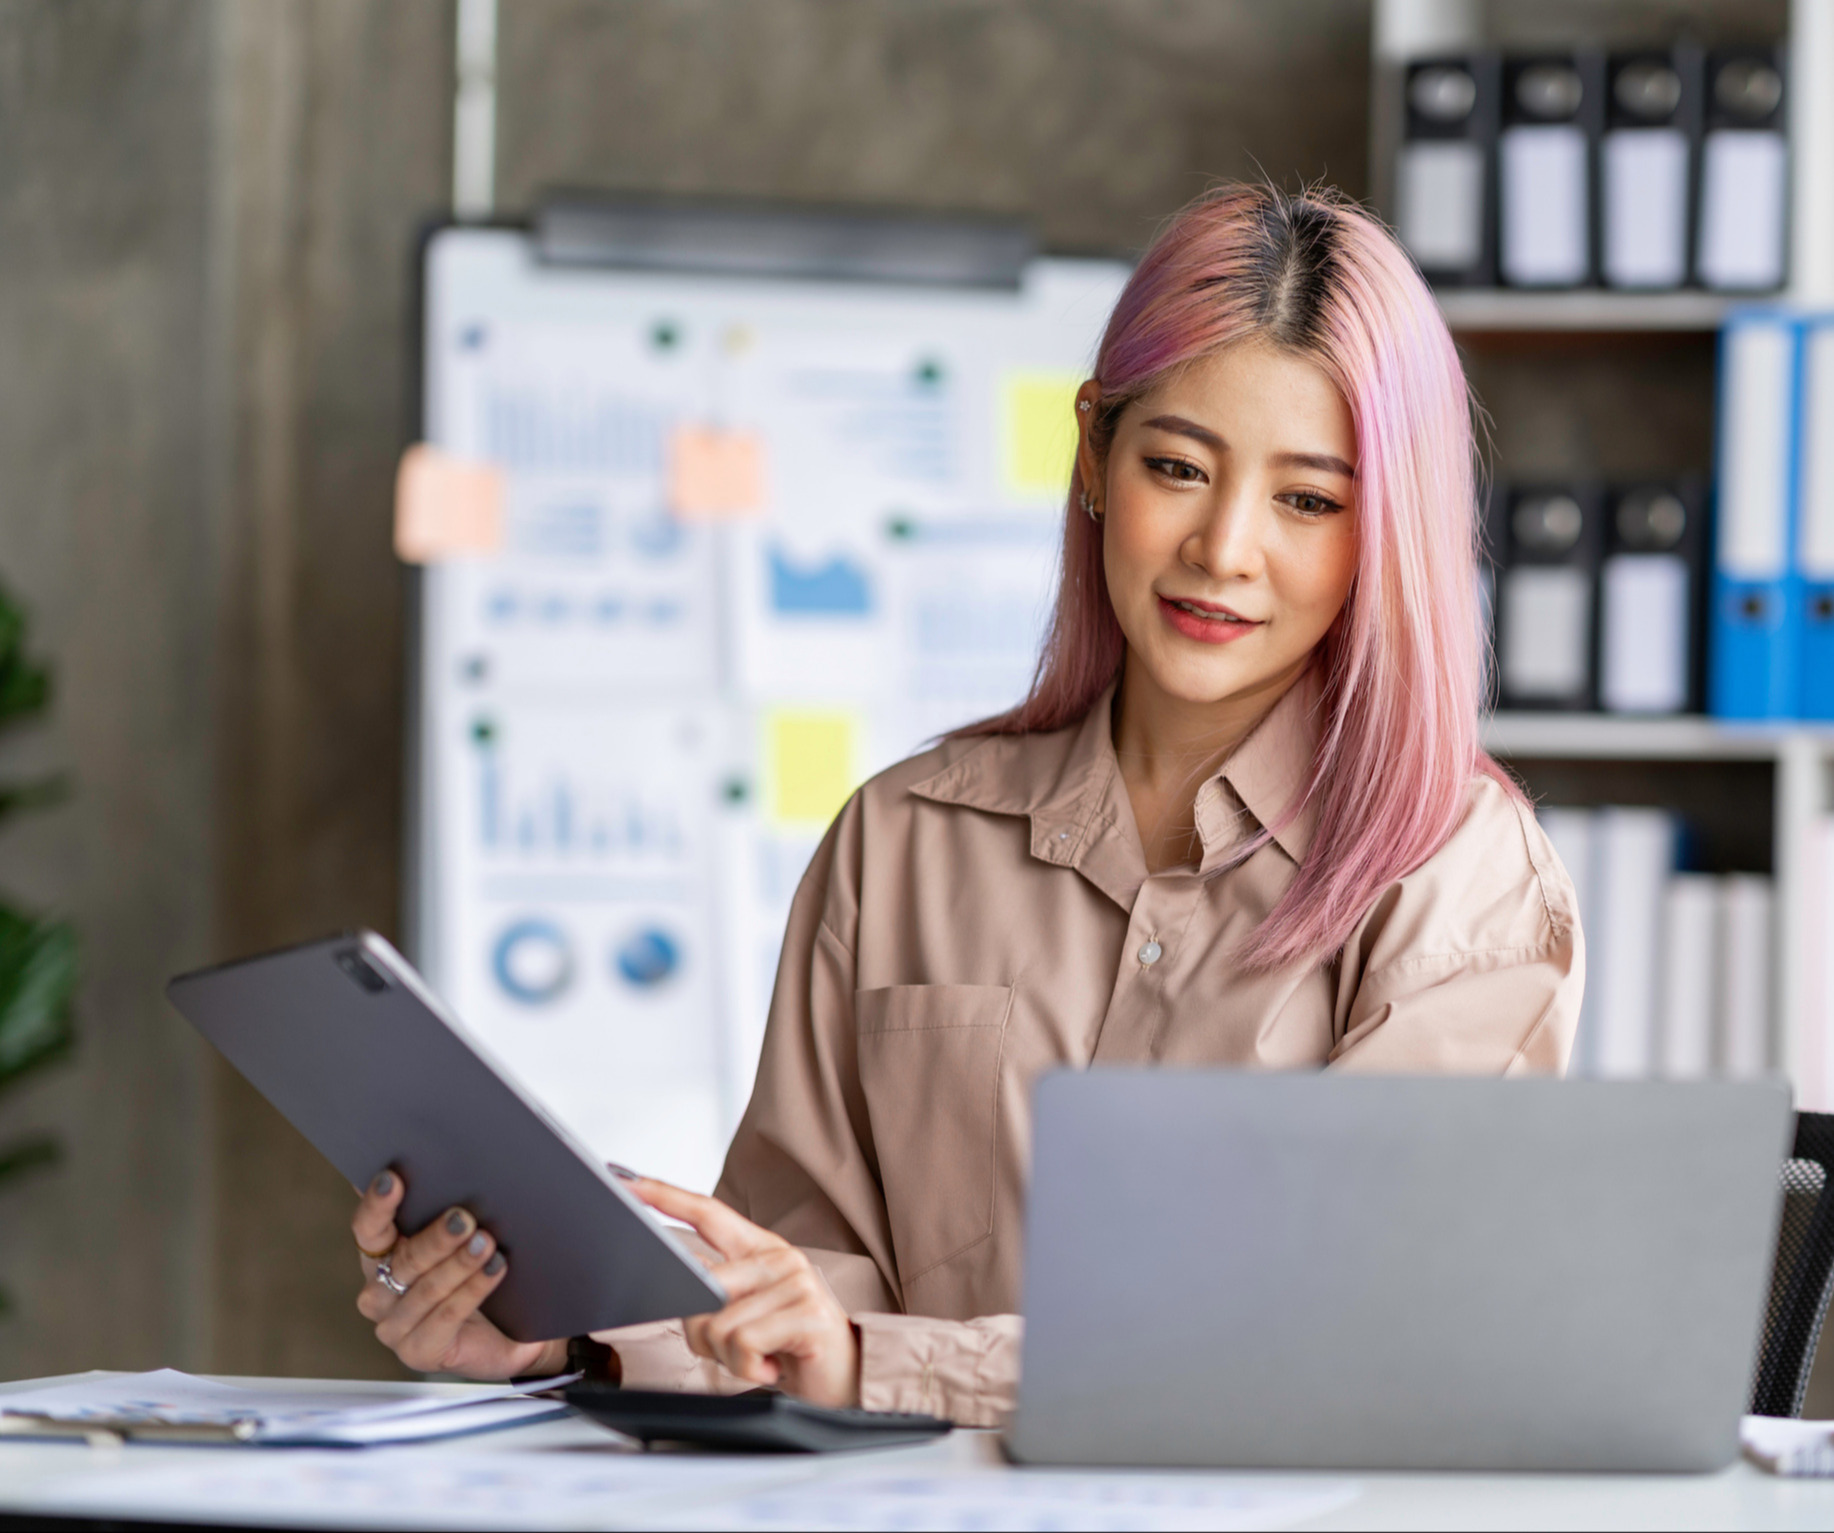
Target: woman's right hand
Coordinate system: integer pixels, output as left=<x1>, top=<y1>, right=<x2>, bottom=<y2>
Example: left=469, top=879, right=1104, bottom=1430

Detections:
left=352, top=1170, right=565, bottom=1380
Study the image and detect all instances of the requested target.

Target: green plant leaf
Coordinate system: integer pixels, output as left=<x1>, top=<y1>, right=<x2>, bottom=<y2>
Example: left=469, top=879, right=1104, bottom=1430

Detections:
left=0, top=586, right=50, bottom=731
left=0, top=776, right=69, bottom=832
left=0, top=909, right=76, bottom=1090
left=0, top=1135, right=58, bottom=1183
left=0, top=662, right=48, bottom=726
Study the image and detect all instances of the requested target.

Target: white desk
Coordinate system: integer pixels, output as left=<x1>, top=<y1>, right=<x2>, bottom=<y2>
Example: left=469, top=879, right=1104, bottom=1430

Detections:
left=1, top=1375, right=1832, bottom=1531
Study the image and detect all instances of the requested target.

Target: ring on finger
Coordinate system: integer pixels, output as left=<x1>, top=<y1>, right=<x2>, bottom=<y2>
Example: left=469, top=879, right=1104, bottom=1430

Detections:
left=374, top=1258, right=409, bottom=1297
left=357, top=1237, right=396, bottom=1261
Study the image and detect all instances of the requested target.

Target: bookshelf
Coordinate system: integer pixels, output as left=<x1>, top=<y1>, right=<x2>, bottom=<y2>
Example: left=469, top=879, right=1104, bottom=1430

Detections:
left=1485, top=715, right=1834, bottom=1095
left=1438, top=290, right=1731, bottom=333
left=1371, top=0, right=1834, bottom=1099
left=1483, top=713, right=1834, bottom=761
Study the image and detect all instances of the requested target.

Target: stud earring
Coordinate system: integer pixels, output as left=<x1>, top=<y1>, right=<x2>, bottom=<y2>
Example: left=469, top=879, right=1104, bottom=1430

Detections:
left=1077, top=399, right=1092, bottom=413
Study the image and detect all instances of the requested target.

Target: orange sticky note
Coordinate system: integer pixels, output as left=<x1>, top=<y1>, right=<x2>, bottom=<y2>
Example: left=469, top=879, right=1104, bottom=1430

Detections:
left=394, top=444, right=505, bottom=563
left=668, top=425, right=765, bottom=519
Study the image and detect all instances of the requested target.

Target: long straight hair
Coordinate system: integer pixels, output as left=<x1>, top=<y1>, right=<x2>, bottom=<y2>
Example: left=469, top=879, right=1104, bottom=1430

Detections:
left=961, top=183, right=1511, bottom=969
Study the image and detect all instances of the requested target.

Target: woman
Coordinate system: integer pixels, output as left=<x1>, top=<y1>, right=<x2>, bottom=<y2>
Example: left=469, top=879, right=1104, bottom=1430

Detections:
left=349, top=184, right=1582, bottom=1426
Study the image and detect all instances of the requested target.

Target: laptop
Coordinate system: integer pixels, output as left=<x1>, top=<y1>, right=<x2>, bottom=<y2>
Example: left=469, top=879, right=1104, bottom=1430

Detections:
left=1007, top=1071, right=1791, bottom=1472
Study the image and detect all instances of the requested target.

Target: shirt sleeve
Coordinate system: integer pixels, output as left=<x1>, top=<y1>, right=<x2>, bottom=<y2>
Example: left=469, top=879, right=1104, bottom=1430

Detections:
left=1326, top=784, right=1585, bottom=1075
left=595, top=1311, right=1023, bottom=1428
left=855, top=1313, right=1023, bottom=1427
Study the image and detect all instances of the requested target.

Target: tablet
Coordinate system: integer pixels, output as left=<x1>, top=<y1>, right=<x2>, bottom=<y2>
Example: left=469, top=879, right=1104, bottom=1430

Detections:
left=167, top=930, right=725, bottom=1342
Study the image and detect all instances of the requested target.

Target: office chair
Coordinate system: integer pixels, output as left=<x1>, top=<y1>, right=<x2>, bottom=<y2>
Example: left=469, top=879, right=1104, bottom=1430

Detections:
left=1751, top=1111, right=1834, bottom=1418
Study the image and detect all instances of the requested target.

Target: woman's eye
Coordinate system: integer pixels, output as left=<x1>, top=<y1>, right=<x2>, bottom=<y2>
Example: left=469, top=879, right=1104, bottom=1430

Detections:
left=1280, top=491, right=1343, bottom=516
left=1145, top=456, right=1204, bottom=483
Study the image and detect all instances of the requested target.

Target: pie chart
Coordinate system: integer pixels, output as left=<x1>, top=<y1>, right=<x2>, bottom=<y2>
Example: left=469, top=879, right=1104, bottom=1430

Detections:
left=613, top=926, right=680, bottom=988
left=491, top=918, right=574, bottom=1004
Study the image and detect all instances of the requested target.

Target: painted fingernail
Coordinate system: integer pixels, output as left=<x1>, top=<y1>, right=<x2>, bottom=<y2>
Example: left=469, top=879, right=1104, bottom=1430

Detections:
left=605, top=1162, right=641, bottom=1181
left=483, top=1252, right=505, bottom=1276
left=446, top=1209, right=469, bottom=1236
left=371, top=1172, right=394, bottom=1196
left=467, top=1232, right=488, bottom=1257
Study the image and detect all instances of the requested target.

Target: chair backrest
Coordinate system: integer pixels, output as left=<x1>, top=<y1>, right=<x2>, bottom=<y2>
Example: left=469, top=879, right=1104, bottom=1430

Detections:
left=1751, top=1111, right=1834, bottom=1417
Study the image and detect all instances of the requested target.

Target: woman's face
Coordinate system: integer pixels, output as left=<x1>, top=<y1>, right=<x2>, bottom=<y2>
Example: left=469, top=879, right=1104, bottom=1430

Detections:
left=1080, top=339, right=1360, bottom=715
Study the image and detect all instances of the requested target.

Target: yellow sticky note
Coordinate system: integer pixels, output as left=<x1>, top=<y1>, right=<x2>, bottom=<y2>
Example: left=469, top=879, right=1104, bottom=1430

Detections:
left=765, top=709, right=860, bottom=829
left=1001, top=370, right=1084, bottom=497
left=669, top=425, right=765, bottom=519
left=393, top=444, right=505, bottom=563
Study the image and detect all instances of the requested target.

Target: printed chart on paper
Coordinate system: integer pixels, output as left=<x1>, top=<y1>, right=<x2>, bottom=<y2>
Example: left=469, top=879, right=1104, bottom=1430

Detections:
left=415, top=228, right=1129, bottom=1190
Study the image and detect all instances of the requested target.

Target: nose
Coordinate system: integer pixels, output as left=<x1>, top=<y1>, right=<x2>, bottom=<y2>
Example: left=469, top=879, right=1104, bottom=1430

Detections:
left=1181, top=487, right=1267, bottom=584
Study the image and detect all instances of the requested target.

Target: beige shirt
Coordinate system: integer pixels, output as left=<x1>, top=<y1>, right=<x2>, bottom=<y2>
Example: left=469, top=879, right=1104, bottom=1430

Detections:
left=608, top=680, right=1583, bottom=1423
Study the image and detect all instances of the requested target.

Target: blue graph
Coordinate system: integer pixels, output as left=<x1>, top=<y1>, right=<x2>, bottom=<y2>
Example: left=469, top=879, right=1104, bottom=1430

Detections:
left=516, top=500, right=603, bottom=558
left=768, top=546, right=872, bottom=616
left=475, top=732, right=683, bottom=860
left=485, top=385, right=666, bottom=476
left=480, top=588, right=684, bottom=631
left=614, top=927, right=681, bottom=988
left=492, top=918, right=574, bottom=1004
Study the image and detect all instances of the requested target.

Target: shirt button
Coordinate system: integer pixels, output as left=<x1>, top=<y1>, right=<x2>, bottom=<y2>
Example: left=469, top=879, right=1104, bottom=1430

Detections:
left=1138, top=940, right=1163, bottom=966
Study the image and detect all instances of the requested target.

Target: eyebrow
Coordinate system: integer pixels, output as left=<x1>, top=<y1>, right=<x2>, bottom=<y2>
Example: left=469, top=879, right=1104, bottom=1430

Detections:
left=1139, top=414, right=1357, bottom=480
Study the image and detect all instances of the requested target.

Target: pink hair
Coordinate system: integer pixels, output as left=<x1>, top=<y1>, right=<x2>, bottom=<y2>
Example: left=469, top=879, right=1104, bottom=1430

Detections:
left=961, top=183, right=1514, bottom=969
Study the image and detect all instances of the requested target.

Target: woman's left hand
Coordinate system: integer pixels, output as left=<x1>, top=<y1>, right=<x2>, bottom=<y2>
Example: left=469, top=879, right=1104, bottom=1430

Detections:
left=629, top=1177, right=859, bottom=1408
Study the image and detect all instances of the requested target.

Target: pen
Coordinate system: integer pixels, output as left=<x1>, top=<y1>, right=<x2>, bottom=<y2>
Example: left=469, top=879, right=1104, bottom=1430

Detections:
left=0, top=1410, right=259, bottom=1446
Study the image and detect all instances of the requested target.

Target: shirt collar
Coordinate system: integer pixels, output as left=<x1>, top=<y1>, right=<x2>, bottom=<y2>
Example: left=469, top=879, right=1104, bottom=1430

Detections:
left=1199, top=668, right=1322, bottom=870
left=911, top=670, right=1323, bottom=899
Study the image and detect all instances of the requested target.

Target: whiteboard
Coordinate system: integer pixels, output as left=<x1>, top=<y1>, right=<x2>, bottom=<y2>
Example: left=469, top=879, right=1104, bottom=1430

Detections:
left=413, top=221, right=1129, bottom=1190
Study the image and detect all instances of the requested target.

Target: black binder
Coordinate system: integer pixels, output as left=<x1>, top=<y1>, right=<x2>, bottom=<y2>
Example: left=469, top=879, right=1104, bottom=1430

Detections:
left=1601, top=47, right=1704, bottom=290
left=1492, top=483, right=1606, bottom=712
left=1498, top=51, right=1605, bottom=289
left=1597, top=479, right=1709, bottom=714
left=1696, top=46, right=1789, bottom=291
left=1394, top=54, right=1500, bottom=288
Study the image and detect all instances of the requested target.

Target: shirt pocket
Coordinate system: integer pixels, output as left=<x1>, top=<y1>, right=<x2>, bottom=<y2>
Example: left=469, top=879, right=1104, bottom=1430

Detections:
left=855, top=983, right=1013, bottom=1285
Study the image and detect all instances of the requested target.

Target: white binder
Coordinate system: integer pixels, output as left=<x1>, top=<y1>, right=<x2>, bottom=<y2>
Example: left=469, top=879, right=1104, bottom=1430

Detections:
left=1658, top=874, right=1719, bottom=1079
left=1536, top=807, right=1597, bottom=1073
left=1601, top=129, right=1689, bottom=288
left=1590, top=808, right=1677, bottom=1079
left=1499, top=123, right=1589, bottom=286
left=1698, top=132, right=1788, bottom=290
left=1498, top=55, right=1598, bottom=288
left=1718, top=874, right=1774, bottom=1078
left=1696, top=51, right=1788, bottom=291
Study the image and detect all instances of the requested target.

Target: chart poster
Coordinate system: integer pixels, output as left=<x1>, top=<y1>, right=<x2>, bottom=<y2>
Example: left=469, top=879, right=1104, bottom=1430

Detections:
left=417, top=226, right=1129, bottom=1186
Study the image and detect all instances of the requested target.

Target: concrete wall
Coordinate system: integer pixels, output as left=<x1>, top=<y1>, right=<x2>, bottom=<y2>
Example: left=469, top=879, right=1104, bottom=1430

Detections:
left=0, top=0, right=450, bottom=1382
left=497, top=0, right=1373, bottom=255
left=204, top=0, right=452, bottom=1382
left=0, top=0, right=219, bottom=1378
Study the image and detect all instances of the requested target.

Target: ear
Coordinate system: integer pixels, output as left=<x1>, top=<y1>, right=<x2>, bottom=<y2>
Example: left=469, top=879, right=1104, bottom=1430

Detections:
left=1073, top=379, right=1104, bottom=509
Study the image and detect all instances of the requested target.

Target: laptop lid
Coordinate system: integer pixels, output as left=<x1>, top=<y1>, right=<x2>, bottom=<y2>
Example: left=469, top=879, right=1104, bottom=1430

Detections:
left=1009, top=1072, right=1790, bottom=1472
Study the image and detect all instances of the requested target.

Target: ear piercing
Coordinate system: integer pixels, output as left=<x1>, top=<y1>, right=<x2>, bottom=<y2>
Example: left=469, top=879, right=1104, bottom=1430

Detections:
left=1076, top=397, right=1098, bottom=518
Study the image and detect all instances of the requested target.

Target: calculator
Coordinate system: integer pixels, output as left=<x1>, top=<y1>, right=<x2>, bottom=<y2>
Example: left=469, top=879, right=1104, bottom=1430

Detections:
left=564, top=1385, right=952, bottom=1453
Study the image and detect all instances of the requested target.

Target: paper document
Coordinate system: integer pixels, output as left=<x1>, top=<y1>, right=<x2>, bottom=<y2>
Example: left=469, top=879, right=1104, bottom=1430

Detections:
left=30, top=1446, right=1360, bottom=1532
left=1742, top=1415, right=1834, bottom=1475
left=649, top=1470, right=1363, bottom=1531
left=0, top=1369, right=569, bottom=1447
left=32, top=1449, right=810, bottom=1530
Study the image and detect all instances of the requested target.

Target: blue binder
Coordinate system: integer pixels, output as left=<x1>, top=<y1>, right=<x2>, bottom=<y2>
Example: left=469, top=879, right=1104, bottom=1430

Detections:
left=1710, top=311, right=1801, bottom=719
left=1797, top=315, right=1834, bottom=719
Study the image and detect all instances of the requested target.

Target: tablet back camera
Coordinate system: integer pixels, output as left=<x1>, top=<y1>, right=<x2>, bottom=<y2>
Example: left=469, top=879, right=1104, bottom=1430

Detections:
left=335, top=948, right=389, bottom=994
